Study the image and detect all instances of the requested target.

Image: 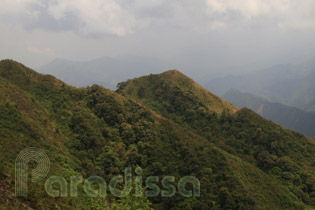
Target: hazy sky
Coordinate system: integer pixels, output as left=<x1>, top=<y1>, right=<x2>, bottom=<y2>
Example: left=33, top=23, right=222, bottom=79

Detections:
left=1, top=0, right=315, bottom=77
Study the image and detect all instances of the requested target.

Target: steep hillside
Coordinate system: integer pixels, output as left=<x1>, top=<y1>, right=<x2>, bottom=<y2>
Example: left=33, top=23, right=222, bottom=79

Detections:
left=0, top=60, right=315, bottom=209
left=223, top=89, right=315, bottom=139
left=118, top=69, right=315, bottom=209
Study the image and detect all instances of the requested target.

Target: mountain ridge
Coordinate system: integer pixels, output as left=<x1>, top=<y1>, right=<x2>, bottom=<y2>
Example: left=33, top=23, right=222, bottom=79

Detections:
left=0, top=59, right=315, bottom=210
left=38, top=56, right=171, bottom=89
left=117, top=69, right=238, bottom=118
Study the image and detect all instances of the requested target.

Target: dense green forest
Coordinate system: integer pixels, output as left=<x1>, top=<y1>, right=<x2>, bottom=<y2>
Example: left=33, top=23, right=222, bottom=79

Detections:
left=0, top=60, right=315, bottom=209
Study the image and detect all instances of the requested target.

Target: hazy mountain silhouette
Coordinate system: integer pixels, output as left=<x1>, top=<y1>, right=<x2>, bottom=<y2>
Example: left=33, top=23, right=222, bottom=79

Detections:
left=205, top=59, right=315, bottom=112
left=224, top=89, right=315, bottom=139
left=39, top=56, right=171, bottom=89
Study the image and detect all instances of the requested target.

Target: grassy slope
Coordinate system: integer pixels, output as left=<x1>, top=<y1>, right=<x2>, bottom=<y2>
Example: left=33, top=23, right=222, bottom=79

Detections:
left=0, top=61, right=251, bottom=209
left=118, top=69, right=315, bottom=209
left=0, top=60, right=314, bottom=209
left=117, top=70, right=238, bottom=116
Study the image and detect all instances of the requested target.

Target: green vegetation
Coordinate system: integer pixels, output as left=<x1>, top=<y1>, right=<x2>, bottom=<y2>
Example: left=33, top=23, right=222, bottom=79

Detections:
left=0, top=60, right=314, bottom=209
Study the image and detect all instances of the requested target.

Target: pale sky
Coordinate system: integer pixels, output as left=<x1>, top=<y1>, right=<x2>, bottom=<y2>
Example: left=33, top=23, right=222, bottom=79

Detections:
left=1, top=0, right=315, bottom=77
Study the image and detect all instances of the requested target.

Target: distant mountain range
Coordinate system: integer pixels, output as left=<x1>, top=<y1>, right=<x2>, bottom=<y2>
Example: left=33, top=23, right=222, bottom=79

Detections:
left=204, top=59, right=315, bottom=113
left=40, top=57, right=315, bottom=113
left=223, top=89, right=315, bottom=139
left=38, top=56, right=171, bottom=89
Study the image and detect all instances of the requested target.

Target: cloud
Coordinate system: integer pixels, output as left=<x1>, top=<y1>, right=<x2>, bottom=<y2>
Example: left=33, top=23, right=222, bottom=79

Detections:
left=0, top=0, right=40, bottom=14
left=205, top=0, right=315, bottom=29
left=27, top=47, right=55, bottom=56
left=0, top=0, right=42, bottom=22
left=0, top=0, right=142, bottom=37
left=1, top=0, right=315, bottom=37
left=132, top=0, right=165, bottom=9
left=47, top=0, right=139, bottom=36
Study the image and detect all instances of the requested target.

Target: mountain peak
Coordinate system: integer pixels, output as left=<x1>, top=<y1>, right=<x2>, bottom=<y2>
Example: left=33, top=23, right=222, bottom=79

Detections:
left=0, top=59, right=66, bottom=89
left=161, top=69, right=182, bottom=75
left=0, top=59, right=38, bottom=80
left=158, top=69, right=216, bottom=94
left=161, top=69, right=192, bottom=79
left=117, top=70, right=238, bottom=119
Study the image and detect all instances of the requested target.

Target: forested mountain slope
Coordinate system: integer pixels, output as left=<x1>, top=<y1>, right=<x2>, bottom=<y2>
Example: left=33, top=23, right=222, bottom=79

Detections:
left=0, top=60, right=314, bottom=210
